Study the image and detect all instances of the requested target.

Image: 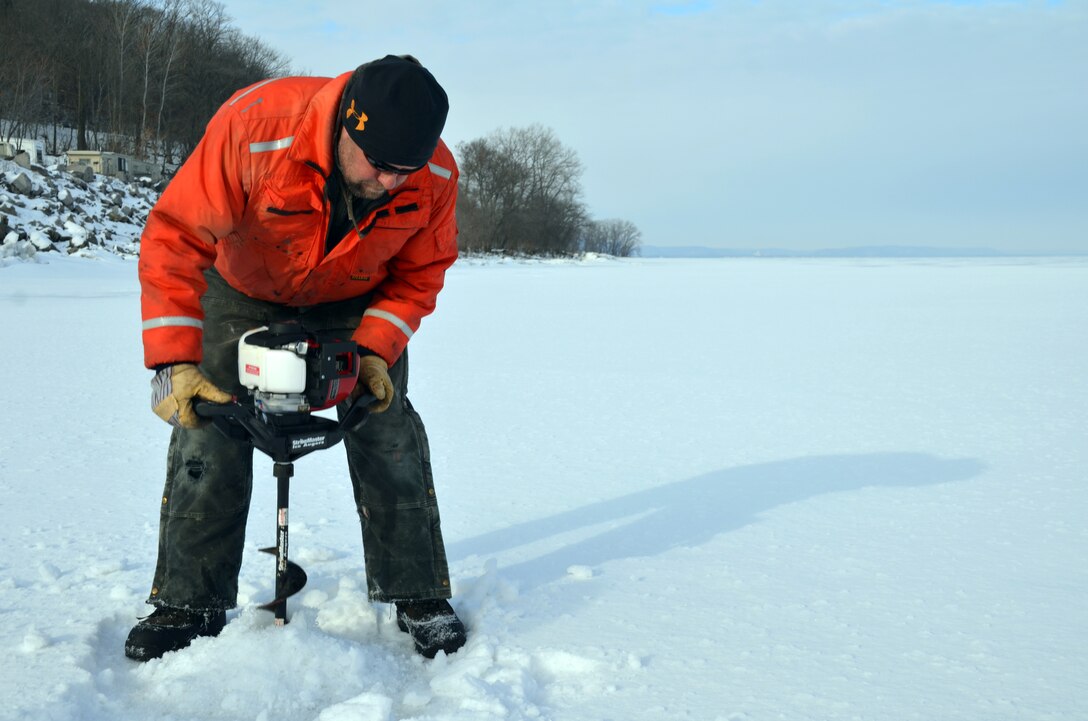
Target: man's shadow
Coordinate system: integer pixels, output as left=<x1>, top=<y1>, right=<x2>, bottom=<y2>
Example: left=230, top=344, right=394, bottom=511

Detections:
left=450, top=453, right=985, bottom=590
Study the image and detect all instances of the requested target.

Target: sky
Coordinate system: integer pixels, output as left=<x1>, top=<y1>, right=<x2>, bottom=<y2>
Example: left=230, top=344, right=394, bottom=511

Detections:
left=219, top=0, right=1088, bottom=253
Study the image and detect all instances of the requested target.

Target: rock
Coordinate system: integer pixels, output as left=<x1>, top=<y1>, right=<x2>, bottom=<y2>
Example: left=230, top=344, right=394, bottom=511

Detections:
left=66, top=221, right=90, bottom=248
left=58, top=188, right=75, bottom=208
left=65, top=164, right=94, bottom=182
left=29, top=230, right=54, bottom=251
left=9, top=173, right=34, bottom=196
left=0, top=234, right=37, bottom=261
left=11, top=151, right=32, bottom=169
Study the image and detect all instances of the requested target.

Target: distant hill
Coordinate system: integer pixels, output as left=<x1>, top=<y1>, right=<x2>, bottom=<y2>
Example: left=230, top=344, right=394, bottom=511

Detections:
left=638, top=245, right=1077, bottom=258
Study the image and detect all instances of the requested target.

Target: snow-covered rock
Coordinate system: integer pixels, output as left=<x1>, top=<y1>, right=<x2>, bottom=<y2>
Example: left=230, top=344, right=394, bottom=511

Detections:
left=64, top=220, right=91, bottom=249
left=8, top=171, right=33, bottom=196
left=0, top=232, right=38, bottom=261
left=0, top=158, right=156, bottom=262
left=28, top=229, right=53, bottom=251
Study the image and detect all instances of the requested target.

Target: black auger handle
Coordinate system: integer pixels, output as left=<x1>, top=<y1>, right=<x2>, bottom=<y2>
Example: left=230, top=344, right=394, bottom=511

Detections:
left=339, top=391, right=378, bottom=430
left=195, top=393, right=379, bottom=423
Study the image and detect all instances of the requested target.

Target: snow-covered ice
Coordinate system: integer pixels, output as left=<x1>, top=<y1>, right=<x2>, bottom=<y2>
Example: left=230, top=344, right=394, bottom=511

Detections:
left=1, top=255, right=1085, bottom=720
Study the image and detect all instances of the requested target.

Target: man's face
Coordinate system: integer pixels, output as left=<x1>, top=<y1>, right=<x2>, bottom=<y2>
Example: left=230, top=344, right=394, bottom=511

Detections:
left=336, top=127, right=412, bottom=199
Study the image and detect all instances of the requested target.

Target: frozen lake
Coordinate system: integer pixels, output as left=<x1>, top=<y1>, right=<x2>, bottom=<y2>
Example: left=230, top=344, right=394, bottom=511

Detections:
left=1, top=255, right=1085, bottom=720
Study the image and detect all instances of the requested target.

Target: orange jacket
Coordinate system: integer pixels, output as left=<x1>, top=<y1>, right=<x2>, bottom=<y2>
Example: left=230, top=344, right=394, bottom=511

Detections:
left=138, top=72, right=458, bottom=368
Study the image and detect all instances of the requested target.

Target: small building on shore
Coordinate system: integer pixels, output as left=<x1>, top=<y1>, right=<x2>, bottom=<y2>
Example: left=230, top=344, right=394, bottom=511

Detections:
left=63, top=150, right=166, bottom=182
left=0, top=138, right=47, bottom=165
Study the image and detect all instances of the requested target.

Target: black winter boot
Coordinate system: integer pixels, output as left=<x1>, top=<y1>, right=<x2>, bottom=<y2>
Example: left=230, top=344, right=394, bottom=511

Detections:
left=395, top=599, right=467, bottom=658
left=124, top=606, right=226, bottom=661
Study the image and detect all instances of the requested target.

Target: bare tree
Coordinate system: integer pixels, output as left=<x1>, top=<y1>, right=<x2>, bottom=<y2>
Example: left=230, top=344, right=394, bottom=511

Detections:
left=457, top=125, right=587, bottom=255
left=0, top=0, right=45, bottom=142
left=135, top=4, right=160, bottom=158
left=153, top=0, right=189, bottom=166
left=0, top=55, right=49, bottom=144
left=582, top=219, right=642, bottom=257
left=105, top=0, right=144, bottom=150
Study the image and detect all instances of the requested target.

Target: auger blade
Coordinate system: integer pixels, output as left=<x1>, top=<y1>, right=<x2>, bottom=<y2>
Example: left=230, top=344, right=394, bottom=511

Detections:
left=257, top=546, right=308, bottom=618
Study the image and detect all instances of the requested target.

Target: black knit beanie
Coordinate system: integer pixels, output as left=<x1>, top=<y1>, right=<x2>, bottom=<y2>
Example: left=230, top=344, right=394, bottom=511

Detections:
left=338, top=55, right=449, bottom=169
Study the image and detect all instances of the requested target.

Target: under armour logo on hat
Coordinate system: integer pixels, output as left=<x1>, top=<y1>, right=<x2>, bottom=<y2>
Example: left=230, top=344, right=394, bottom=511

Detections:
left=345, top=100, right=368, bottom=131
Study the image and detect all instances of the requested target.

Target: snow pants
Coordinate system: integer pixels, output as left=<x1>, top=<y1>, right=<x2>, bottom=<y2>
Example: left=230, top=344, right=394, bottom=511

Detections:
left=147, top=268, right=452, bottom=610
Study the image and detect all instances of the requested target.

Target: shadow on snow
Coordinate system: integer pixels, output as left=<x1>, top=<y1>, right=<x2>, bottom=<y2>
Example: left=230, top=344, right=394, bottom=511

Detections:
left=450, top=452, right=985, bottom=589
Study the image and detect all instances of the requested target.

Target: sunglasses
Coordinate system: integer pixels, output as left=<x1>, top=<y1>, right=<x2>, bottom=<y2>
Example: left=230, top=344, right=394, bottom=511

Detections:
left=365, top=153, right=425, bottom=176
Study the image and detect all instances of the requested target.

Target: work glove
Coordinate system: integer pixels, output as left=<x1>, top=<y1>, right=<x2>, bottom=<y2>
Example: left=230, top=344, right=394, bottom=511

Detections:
left=354, top=355, right=395, bottom=413
left=151, top=363, right=232, bottom=429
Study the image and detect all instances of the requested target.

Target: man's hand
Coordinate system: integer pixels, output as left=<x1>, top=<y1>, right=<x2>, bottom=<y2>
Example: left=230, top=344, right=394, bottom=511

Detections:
left=151, top=363, right=232, bottom=429
left=355, top=355, right=395, bottom=413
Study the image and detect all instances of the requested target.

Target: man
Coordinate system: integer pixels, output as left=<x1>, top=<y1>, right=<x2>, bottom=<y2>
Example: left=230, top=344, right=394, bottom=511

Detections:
left=127, top=55, right=466, bottom=661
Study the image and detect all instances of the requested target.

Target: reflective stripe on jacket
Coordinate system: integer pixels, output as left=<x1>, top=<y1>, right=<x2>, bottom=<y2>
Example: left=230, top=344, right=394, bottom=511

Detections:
left=138, top=72, right=459, bottom=368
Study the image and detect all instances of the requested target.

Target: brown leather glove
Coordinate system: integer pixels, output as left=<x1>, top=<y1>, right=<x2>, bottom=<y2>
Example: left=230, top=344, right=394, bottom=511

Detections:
left=354, top=355, right=395, bottom=413
left=151, top=363, right=232, bottom=429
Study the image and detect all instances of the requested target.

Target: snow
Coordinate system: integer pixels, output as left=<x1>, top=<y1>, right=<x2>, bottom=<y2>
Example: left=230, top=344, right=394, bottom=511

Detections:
left=1, top=254, right=1086, bottom=720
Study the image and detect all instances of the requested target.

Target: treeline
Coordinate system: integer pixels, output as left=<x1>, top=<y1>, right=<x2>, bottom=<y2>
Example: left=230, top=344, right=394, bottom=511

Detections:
left=456, top=125, right=641, bottom=257
left=0, top=0, right=287, bottom=167
left=0, top=1, right=640, bottom=257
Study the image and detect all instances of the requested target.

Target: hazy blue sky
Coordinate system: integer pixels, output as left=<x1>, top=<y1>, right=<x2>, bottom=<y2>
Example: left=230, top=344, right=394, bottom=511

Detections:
left=221, top=1, right=1086, bottom=252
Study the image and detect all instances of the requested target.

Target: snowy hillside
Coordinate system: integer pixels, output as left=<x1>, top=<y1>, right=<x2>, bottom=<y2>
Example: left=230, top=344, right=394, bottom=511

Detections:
left=2, top=254, right=1086, bottom=721
left=0, top=157, right=157, bottom=264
